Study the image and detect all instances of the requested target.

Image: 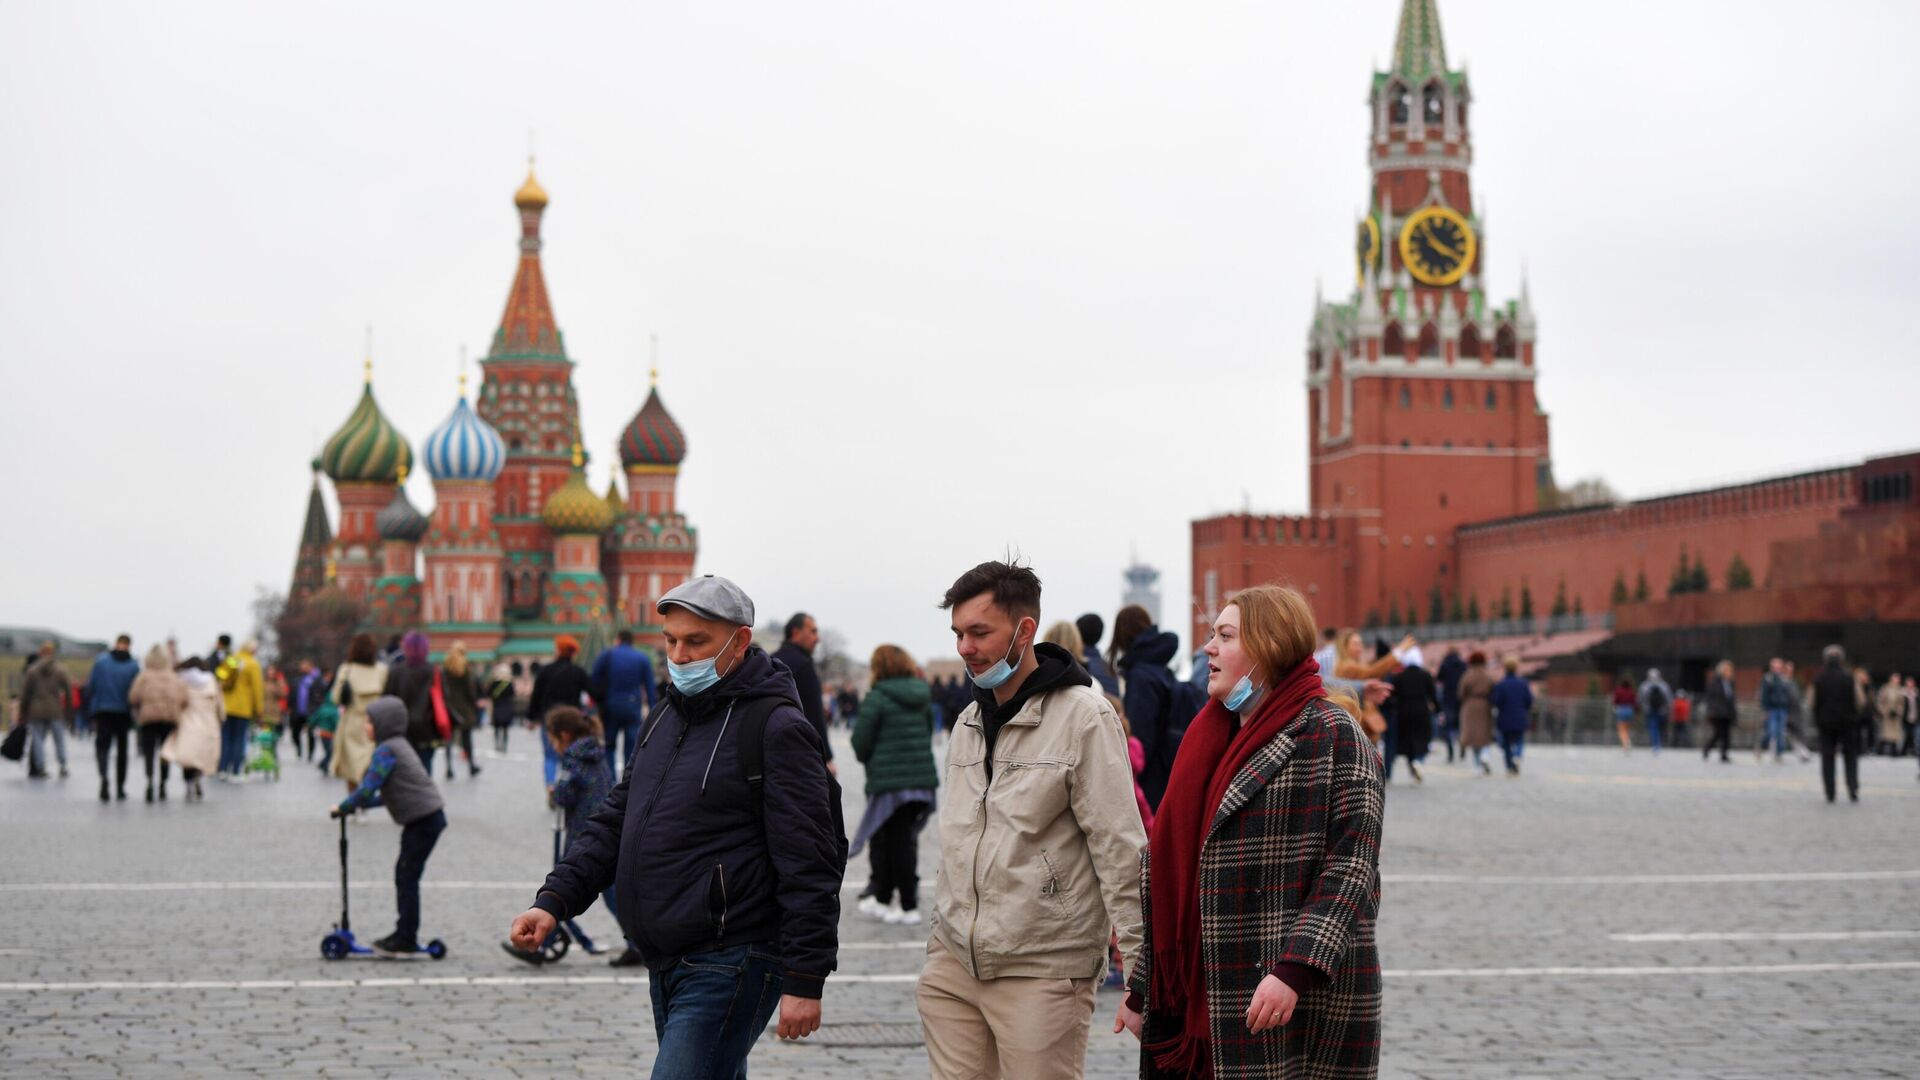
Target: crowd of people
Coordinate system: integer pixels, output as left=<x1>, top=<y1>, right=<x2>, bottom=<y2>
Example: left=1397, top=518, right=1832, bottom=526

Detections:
left=11, top=560, right=1914, bottom=1080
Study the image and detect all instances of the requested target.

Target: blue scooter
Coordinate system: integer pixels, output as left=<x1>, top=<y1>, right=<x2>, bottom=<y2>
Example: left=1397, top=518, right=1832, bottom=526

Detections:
left=320, top=811, right=447, bottom=961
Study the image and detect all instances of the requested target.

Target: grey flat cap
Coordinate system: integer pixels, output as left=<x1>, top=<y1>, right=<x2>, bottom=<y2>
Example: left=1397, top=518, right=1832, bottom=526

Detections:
left=656, top=574, right=755, bottom=627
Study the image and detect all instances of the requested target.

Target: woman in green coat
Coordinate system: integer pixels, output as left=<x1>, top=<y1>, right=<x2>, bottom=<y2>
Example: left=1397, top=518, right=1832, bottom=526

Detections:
left=850, top=645, right=938, bottom=925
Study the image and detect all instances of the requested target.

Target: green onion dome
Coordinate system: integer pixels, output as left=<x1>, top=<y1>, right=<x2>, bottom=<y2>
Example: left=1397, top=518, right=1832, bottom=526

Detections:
left=541, top=447, right=615, bottom=535
left=320, top=383, right=412, bottom=484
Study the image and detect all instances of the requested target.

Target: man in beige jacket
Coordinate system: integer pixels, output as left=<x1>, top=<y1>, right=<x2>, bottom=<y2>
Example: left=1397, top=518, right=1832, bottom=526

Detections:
left=918, top=560, right=1147, bottom=1079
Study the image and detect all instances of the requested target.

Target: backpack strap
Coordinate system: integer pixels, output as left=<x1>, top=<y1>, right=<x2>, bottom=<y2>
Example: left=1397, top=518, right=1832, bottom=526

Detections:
left=736, top=695, right=788, bottom=833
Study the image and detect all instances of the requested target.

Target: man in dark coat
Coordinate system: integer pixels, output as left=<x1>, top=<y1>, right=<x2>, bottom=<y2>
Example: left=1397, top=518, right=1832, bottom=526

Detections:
left=773, top=611, right=833, bottom=771
left=1811, top=644, right=1862, bottom=803
left=1435, top=647, right=1466, bottom=762
left=510, top=576, right=845, bottom=1074
left=1074, top=612, right=1120, bottom=695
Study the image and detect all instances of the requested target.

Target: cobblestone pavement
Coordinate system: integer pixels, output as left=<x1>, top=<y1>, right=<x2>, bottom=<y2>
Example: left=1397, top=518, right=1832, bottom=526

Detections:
left=3, top=727, right=1917, bottom=1078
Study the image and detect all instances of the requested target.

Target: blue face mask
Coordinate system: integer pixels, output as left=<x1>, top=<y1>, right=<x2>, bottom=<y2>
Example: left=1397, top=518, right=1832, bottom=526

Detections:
left=967, top=620, right=1031, bottom=690
left=1224, top=673, right=1262, bottom=713
left=668, top=629, right=742, bottom=697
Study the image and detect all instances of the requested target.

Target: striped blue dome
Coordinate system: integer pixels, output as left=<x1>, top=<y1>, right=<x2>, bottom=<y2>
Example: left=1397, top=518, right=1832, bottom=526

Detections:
left=422, top=397, right=506, bottom=482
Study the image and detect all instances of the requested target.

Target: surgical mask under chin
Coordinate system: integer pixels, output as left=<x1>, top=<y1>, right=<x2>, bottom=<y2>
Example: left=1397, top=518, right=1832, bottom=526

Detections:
left=968, top=625, right=1028, bottom=690
left=1224, top=673, right=1263, bottom=713
left=668, top=629, right=742, bottom=697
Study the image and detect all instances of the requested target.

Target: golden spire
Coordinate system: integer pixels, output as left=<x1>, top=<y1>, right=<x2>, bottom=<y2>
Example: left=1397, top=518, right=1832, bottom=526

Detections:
left=649, top=332, right=660, bottom=388
left=396, top=463, right=408, bottom=484
left=324, top=556, right=338, bottom=582
left=515, top=154, right=549, bottom=210
left=363, top=324, right=373, bottom=383
left=571, top=441, right=584, bottom=469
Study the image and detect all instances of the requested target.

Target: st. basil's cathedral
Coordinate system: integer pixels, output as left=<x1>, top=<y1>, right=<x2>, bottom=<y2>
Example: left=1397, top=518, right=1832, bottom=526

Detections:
left=288, top=166, right=697, bottom=660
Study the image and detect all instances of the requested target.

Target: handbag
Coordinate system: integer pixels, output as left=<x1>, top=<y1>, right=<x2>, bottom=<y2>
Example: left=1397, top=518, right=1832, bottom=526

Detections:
left=429, top=670, right=452, bottom=741
left=1, top=725, right=26, bottom=762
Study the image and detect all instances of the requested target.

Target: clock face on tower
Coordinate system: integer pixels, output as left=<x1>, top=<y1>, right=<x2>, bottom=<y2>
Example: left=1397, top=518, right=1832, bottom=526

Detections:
left=1355, top=214, right=1381, bottom=285
left=1398, top=206, right=1477, bottom=287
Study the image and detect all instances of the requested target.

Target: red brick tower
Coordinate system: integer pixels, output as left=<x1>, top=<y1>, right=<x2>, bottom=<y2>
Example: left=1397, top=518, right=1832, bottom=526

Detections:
left=475, top=162, right=582, bottom=622
left=1191, top=0, right=1551, bottom=637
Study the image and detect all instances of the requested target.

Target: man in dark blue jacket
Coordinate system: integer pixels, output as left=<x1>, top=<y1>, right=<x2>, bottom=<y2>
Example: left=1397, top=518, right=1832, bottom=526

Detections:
left=86, top=635, right=141, bottom=802
left=588, top=628, right=657, bottom=780
left=510, top=575, right=845, bottom=1074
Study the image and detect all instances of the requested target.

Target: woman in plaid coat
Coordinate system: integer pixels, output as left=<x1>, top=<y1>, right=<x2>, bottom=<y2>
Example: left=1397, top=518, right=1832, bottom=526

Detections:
left=1119, top=584, right=1384, bottom=1079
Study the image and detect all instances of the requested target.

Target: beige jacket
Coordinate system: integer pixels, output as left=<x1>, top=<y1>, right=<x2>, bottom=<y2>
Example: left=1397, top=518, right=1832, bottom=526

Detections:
left=931, top=679, right=1147, bottom=982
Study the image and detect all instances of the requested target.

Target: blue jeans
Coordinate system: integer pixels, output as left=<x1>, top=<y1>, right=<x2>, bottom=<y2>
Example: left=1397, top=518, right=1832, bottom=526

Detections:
left=605, top=701, right=644, bottom=780
left=27, top=718, right=68, bottom=772
left=1645, top=711, right=1664, bottom=751
left=1764, top=708, right=1788, bottom=756
left=648, top=943, right=785, bottom=1079
left=220, top=715, right=252, bottom=774
left=541, top=727, right=558, bottom=788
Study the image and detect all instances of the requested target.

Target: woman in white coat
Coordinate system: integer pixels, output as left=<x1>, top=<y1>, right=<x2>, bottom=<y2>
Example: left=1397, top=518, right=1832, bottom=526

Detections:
left=161, top=657, right=224, bottom=801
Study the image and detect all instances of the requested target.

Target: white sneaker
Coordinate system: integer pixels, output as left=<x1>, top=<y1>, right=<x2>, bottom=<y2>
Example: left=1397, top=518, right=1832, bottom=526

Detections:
left=884, top=908, right=922, bottom=926
left=856, top=896, right=887, bottom=919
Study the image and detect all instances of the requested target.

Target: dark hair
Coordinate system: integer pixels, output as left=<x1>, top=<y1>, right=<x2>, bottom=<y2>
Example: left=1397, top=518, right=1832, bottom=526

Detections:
left=1075, top=613, right=1104, bottom=649
left=1107, top=604, right=1154, bottom=665
left=1468, top=651, right=1487, bottom=666
left=617, top=628, right=634, bottom=645
left=545, top=705, right=601, bottom=742
left=1321, top=626, right=1338, bottom=642
left=217, top=634, right=232, bottom=647
left=178, top=656, right=206, bottom=672
left=510, top=660, right=524, bottom=676
left=115, top=634, right=131, bottom=646
left=940, top=561, right=1041, bottom=622
left=347, top=633, right=377, bottom=666
left=784, top=613, right=813, bottom=640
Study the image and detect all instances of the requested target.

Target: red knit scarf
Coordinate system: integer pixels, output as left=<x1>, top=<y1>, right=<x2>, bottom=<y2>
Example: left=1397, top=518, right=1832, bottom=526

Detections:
left=1144, top=657, right=1326, bottom=1076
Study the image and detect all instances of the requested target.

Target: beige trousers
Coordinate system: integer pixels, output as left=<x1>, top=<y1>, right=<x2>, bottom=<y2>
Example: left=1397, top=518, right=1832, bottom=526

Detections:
left=915, top=936, right=1098, bottom=1080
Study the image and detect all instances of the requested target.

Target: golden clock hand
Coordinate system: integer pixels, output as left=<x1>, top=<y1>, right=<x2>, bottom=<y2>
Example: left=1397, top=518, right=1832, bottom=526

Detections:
left=1421, top=222, right=1461, bottom=260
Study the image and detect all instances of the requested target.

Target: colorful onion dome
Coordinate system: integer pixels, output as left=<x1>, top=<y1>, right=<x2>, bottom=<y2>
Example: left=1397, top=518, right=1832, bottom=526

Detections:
left=515, top=163, right=548, bottom=210
left=542, top=447, right=615, bottom=535
left=423, top=396, right=506, bottom=482
left=619, top=387, right=687, bottom=469
left=320, top=383, right=412, bottom=484
left=376, top=472, right=429, bottom=542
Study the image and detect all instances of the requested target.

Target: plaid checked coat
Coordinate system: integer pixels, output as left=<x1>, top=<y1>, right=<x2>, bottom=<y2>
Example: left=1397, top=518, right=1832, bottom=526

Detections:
left=1130, top=698, right=1384, bottom=1079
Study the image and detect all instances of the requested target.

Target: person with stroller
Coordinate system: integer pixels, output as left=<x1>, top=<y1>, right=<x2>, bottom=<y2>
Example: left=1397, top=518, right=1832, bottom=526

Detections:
left=331, top=695, right=448, bottom=957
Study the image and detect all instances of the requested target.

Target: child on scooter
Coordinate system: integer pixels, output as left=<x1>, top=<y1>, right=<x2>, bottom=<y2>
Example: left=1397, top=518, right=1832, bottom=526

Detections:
left=529, top=706, right=635, bottom=965
left=330, top=695, right=447, bottom=957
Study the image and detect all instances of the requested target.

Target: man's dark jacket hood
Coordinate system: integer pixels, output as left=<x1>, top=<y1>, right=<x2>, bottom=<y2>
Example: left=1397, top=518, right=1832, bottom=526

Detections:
left=533, top=646, right=845, bottom=998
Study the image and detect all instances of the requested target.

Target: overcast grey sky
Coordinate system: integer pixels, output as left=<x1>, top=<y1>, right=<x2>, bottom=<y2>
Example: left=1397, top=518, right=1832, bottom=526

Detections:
left=3, top=1, right=1915, bottom=667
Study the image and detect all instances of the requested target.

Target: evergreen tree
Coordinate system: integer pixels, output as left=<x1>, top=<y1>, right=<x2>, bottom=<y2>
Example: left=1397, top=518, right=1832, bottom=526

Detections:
left=1520, top=580, right=1535, bottom=619
left=1448, top=591, right=1465, bottom=623
left=1364, top=609, right=1382, bottom=629
left=1634, top=568, right=1651, bottom=602
left=1727, top=554, right=1755, bottom=591
left=1669, top=545, right=1692, bottom=597
left=1551, top=578, right=1570, bottom=618
left=1498, top=586, right=1514, bottom=620
left=1429, top=585, right=1447, bottom=625
left=1611, top=570, right=1629, bottom=606
left=1387, top=597, right=1403, bottom=626
left=1689, top=559, right=1710, bottom=593
left=1573, top=595, right=1585, bottom=617
left=1467, top=595, right=1482, bottom=622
